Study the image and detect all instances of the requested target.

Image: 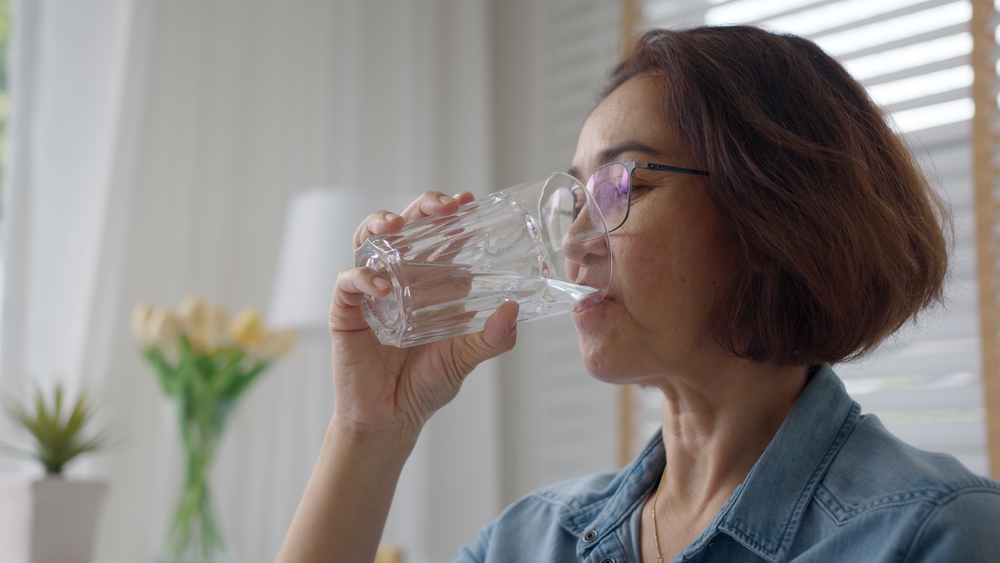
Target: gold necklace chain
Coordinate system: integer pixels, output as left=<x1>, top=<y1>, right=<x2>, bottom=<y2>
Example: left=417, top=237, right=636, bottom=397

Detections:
left=651, top=466, right=667, bottom=563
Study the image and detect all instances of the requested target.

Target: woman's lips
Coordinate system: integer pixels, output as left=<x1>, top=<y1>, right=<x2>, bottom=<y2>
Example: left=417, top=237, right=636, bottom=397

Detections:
left=573, top=291, right=607, bottom=314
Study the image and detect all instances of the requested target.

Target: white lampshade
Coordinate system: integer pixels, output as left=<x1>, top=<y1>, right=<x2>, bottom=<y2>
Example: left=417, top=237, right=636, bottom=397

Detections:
left=269, top=187, right=375, bottom=330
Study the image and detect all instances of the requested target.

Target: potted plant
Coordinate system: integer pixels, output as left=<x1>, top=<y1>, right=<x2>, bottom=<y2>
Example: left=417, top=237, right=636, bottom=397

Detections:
left=0, top=383, right=110, bottom=563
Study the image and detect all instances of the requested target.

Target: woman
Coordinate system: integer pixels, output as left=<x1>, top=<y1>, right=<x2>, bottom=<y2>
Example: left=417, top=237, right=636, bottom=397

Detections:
left=278, top=26, right=1000, bottom=562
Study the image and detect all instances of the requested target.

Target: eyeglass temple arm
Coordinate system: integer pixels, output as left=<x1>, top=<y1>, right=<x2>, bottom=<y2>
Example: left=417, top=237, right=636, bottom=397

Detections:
left=639, top=162, right=710, bottom=177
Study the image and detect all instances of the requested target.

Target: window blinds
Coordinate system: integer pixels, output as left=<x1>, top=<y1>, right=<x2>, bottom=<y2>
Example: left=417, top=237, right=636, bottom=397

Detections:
left=498, top=0, right=624, bottom=504
left=628, top=0, right=988, bottom=474
left=529, top=0, right=622, bottom=485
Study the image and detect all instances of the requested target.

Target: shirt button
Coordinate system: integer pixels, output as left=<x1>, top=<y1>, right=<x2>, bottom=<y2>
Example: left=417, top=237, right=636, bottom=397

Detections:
left=599, top=558, right=616, bottom=563
left=583, top=530, right=598, bottom=542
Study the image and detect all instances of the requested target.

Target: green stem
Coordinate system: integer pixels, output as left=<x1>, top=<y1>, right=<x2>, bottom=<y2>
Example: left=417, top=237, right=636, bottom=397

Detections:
left=149, top=341, right=271, bottom=562
left=165, top=398, right=229, bottom=560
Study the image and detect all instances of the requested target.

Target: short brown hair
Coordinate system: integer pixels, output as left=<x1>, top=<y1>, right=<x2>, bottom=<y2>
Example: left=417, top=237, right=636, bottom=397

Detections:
left=602, top=26, right=949, bottom=366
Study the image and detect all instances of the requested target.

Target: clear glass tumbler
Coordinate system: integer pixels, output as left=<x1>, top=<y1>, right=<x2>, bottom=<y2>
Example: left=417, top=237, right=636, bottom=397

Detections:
left=355, top=172, right=613, bottom=347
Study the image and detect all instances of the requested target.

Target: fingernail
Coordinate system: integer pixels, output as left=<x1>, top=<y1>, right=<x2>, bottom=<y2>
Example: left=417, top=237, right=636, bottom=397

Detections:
left=373, top=277, right=391, bottom=291
left=384, top=212, right=400, bottom=221
left=438, top=195, right=454, bottom=205
left=508, top=317, right=517, bottom=332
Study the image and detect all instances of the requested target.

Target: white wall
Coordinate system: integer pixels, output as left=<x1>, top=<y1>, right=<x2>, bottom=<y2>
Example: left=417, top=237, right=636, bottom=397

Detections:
left=0, top=1, right=510, bottom=561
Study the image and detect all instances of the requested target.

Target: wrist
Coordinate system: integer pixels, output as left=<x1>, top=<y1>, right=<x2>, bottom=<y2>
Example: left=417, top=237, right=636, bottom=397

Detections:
left=327, top=413, right=422, bottom=455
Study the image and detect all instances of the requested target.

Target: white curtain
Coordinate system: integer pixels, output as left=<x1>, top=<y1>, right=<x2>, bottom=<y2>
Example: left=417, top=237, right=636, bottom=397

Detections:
left=0, top=1, right=501, bottom=561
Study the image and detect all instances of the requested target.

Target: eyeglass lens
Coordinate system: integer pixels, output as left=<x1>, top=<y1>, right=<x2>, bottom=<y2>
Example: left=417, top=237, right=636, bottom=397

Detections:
left=585, top=163, right=629, bottom=233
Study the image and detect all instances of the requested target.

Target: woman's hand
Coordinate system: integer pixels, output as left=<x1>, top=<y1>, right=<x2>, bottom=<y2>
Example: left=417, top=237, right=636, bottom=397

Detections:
left=279, top=192, right=514, bottom=563
left=329, top=191, right=519, bottom=439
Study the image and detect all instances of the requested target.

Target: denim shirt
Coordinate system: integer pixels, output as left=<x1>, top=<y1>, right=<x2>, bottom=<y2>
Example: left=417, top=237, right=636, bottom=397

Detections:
left=455, top=365, right=1000, bottom=562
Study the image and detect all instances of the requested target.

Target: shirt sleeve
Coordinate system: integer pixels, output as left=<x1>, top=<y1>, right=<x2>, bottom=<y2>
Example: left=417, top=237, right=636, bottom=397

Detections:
left=905, top=489, right=1000, bottom=562
left=452, top=518, right=496, bottom=563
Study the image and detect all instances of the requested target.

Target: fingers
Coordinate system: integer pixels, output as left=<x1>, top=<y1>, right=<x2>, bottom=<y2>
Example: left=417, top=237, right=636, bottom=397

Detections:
left=399, top=192, right=461, bottom=222
left=354, top=211, right=404, bottom=250
left=330, top=267, right=392, bottom=331
left=452, top=191, right=476, bottom=206
left=333, top=267, right=392, bottom=308
left=354, top=192, right=474, bottom=249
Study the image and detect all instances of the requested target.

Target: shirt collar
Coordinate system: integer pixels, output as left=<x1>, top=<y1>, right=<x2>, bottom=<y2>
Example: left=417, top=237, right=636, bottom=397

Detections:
left=705, top=364, right=861, bottom=561
left=560, top=429, right=664, bottom=551
left=561, top=364, right=860, bottom=562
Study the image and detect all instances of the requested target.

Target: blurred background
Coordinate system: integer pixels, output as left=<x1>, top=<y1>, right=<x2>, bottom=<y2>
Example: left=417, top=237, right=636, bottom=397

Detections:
left=0, top=1, right=995, bottom=562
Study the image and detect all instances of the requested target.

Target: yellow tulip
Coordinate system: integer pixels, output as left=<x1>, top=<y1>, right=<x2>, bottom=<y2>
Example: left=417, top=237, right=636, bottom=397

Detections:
left=135, top=296, right=292, bottom=358
left=190, top=306, right=232, bottom=352
left=147, top=307, right=182, bottom=349
left=229, top=307, right=265, bottom=347
left=177, top=293, right=210, bottom=334
left=206, top=305, right=232, bottom=348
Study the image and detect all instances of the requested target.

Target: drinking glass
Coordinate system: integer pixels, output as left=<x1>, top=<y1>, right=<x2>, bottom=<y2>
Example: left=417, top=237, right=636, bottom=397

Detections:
left=355, top=172, right=613, bottom=347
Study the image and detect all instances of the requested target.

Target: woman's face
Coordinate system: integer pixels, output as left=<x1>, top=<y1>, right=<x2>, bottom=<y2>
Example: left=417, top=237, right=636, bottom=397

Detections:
left=569, top=75, right=738, bottom=383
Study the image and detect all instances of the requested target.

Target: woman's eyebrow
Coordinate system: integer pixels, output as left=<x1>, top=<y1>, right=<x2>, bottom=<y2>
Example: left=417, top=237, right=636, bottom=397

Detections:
left=600, top=141, right=666, bottom=162
left=567, top=141, right=667, bottom=179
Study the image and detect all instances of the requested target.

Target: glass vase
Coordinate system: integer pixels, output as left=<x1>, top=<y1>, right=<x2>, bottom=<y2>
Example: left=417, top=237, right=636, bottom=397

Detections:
left=158, top=397, right=233, bottom=563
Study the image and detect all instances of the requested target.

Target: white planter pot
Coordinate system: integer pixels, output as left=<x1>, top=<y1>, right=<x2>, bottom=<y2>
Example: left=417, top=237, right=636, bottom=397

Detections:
left=0, top=475, right=108, bottom=563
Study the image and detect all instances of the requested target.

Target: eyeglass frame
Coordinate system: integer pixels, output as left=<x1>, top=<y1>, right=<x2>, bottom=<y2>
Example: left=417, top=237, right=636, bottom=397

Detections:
left=585, top=161, right=711, bottom=233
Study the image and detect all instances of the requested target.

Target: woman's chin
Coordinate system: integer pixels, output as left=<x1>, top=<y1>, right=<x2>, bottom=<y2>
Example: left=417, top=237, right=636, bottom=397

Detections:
left=579, top=343, right=631, bottom=384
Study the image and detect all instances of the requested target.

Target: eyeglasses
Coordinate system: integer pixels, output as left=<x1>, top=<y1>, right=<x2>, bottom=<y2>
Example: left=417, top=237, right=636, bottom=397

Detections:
left=584, top=161, right=710, bottom=233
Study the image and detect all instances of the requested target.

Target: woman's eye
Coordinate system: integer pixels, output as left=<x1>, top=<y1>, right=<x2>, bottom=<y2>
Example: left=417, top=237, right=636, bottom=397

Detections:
left=574, top=198, right=586, bottom=218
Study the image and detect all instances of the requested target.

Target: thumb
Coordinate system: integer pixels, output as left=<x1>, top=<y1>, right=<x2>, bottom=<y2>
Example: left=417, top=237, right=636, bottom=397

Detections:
left=455, top=300, right=519, bottom=368
left=482, top=300, right=519, bottom=350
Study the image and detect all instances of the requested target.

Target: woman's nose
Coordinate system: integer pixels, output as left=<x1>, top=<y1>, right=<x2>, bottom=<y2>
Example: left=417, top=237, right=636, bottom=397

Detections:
left=561, top=201, right=611, bottom=282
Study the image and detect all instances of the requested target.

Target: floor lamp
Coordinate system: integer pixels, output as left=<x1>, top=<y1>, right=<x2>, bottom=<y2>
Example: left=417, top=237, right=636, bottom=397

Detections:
left=269, top=187, right=374, bottom=333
